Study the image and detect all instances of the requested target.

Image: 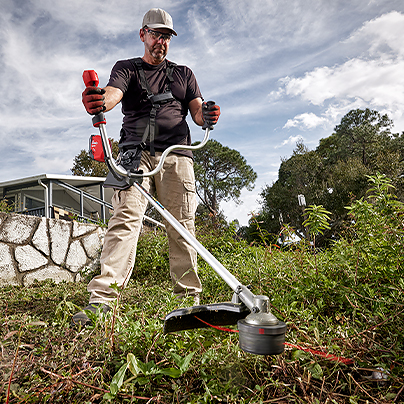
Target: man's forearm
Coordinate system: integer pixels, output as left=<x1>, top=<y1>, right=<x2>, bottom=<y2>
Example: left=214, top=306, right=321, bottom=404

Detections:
left=189, top=97, right=204, bottom=126
left=103, top=86, right=124, bottom=112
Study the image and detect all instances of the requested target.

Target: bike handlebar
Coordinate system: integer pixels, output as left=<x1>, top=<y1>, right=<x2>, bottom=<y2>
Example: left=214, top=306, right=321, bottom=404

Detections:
left=98, top=121, right=210, bottom=179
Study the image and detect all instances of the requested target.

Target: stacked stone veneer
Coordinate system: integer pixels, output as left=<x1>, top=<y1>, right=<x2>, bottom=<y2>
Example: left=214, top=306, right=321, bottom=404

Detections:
left=0, top=212, right=106, bottom=286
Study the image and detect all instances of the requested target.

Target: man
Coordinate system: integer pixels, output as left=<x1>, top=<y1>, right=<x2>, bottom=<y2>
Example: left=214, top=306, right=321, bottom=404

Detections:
left=72, top=8, right=220, bottom=326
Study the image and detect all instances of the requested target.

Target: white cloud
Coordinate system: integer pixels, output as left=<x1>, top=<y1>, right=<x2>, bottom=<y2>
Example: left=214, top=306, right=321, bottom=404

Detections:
left=277, top=11, right=404, bottom=132
left=284, top=58, right=404, bottom=108
left=221, top=191, right=260, bottom=226
left=283, top=112, right=329, bottom=130
left=275, top=135, right=304, bottom=149
left=16, top=0, right=183, bottom=37
left=344, top=11, right=404, bottom=57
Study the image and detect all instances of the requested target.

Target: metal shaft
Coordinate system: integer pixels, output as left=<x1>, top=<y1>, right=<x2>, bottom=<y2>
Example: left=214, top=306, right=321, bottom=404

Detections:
left=84, top=77, right=270, bottom=315
left=96, top=120, right=257, bottom=311
left=133, top=181, right=257, bottom=310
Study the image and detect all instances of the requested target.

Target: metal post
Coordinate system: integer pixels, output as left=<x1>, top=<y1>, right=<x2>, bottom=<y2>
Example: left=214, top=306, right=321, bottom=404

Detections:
left=49, top=181, right=53, bottom=218
left=38, top=180, right=49, bottom=218
left=100, top=184, right=105, bottom=222
left=298, top=194, right=308, bottom=239
left=80, top=190, right=84, bottom=218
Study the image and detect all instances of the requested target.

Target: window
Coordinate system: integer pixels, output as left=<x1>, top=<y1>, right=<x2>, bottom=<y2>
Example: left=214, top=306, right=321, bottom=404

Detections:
left=24, top=196, right=44, bottom=210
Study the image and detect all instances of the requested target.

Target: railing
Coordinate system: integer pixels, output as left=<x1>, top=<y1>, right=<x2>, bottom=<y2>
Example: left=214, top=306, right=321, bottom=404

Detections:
left=20, top=207, right=46, bottom=217
left=14, top=179, right=164, bottom=228
left=53, top=180, right=112, bottom=223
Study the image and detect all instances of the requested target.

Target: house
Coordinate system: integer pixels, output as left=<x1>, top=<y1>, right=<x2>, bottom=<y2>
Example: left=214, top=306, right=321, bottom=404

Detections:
left=0, top=174, right=164, bottom=228
left=0, top=174, right=115, bottom=223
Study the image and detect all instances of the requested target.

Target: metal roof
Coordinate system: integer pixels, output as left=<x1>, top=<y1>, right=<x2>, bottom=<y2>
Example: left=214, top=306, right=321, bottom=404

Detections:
left=0, top=174, right=106, bottom=191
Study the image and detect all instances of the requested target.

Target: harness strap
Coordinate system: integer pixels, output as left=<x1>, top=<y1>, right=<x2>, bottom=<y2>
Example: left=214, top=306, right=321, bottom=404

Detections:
left=166, top=62, right=175, bottom=85
left=129, top=58, right=177, bottom=156
left=133, top=58, right=154, bottom=98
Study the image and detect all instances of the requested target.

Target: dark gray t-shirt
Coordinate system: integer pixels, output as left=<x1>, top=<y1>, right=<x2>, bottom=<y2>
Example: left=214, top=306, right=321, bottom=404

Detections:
left=107, top=58, right=202, bottom=157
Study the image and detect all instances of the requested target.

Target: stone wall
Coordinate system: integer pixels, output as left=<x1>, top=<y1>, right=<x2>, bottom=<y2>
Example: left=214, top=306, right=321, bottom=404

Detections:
left=0, top=212, right=106, bottom=286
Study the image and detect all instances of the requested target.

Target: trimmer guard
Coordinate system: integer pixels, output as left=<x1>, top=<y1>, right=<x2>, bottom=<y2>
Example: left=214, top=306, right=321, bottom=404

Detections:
left=164, top=302, right=250, bottom=333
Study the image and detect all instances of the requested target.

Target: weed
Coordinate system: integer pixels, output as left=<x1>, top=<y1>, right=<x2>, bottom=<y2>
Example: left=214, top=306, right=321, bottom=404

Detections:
left=0, top=198, right=14, bottom=213
left=0, top=175, right=403, bottom=402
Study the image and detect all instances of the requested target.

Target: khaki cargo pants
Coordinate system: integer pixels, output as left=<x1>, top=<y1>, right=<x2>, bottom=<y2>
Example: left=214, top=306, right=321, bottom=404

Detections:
left=88, top=151, right=202, bottom=304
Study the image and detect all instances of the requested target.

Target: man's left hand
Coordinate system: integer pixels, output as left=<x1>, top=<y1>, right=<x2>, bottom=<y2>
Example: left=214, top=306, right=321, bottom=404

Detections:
left=202, top=101, right=221, bottom=129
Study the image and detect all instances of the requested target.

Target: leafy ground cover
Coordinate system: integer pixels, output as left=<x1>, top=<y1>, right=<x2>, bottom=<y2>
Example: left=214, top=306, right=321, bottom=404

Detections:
left=0, top=175, right=403, bottom=403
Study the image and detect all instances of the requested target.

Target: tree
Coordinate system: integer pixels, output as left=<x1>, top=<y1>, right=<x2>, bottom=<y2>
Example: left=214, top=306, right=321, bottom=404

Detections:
left=317, top=108, right=393, bottom=168
left=251, top=109, right=404, bottom=245
left=254, top=140, right=326, bottom=242
left=71, top=139, right=119, bottom=177
left=317, top=108, right=399, bottom=215
left=192, top=139, right=257, bottom=216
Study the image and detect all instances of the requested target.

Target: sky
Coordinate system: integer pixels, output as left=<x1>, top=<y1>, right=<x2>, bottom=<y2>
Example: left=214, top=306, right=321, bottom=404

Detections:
left=1, top=0, right=404, bottom=226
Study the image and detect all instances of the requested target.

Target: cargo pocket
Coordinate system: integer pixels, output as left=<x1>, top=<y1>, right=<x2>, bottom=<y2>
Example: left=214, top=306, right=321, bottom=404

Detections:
left=182, top=180, right=197, bottom=219
left=111, top=189, right=128, bottom=210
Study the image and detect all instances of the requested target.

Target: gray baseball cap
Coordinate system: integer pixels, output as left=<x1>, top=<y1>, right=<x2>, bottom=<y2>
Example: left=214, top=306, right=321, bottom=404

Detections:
left=142, top=8, right=177, bottom=36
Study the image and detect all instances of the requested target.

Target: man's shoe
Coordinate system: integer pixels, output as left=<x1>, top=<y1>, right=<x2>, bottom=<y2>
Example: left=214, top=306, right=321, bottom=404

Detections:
left=71, top=303, right=111, bottom=327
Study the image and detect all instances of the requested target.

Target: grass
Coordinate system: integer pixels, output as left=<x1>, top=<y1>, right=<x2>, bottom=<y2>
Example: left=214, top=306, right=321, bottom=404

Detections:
left=1, top=175, right=403, bottom=403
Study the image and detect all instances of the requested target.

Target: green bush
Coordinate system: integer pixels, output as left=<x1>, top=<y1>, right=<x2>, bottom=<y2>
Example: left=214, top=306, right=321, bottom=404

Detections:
left=0, top=198, right=14, bottom=213
left=1, top=174, right=403, bottom=403
left=131, top=228, right=170, bottom=284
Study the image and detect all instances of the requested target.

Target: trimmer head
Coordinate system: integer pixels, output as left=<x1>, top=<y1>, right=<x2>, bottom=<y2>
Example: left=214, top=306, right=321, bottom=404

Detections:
left=237, top=296, right=287, bottom=355
left=238, top=319, right=287, bottom=355
left=163, top=302, right=250, bottom=333
left=164, top=300, right=287, bottom=356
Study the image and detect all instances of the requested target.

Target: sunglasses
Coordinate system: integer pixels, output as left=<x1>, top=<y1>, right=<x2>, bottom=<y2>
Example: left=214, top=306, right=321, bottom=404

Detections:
left=144, top=27, right=173, bottom=43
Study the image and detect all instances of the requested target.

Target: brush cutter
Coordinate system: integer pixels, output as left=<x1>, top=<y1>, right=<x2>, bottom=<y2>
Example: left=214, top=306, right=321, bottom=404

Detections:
left=83, top=70, right=287, bottom=355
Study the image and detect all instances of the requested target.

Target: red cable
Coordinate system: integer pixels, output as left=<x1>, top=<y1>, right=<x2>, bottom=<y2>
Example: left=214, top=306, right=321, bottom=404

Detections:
left=194, top=316, right=239, bottom=333
left=194, top=316, right=354, bottom=365
left=284, top=342, right=354, bottom=365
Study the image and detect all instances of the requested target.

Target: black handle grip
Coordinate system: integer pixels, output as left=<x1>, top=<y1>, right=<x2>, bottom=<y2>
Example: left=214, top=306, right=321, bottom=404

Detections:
left=202, top=101, right=216, bottom=130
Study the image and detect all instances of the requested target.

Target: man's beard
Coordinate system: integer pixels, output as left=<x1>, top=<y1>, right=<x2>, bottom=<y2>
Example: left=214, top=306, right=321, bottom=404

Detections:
left=150, top=45, right=166, bottom=61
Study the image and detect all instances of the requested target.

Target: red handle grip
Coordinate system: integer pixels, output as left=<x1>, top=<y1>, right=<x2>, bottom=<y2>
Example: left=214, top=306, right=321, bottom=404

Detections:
left=83, top=70, right=99, bottom=87
left=82, top=70, right=106, bottom=127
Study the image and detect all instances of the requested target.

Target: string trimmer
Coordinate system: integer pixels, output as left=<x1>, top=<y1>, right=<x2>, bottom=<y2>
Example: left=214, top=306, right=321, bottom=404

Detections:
left=82, top=70, right=287, bottom=355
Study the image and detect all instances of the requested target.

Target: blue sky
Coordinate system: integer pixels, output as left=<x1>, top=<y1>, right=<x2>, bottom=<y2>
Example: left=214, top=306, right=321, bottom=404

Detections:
left=1, top=0, right=404, bottom=225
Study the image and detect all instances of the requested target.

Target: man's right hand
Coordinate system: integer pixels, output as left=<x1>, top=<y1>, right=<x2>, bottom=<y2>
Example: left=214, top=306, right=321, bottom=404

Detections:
left=82, top=87, right=106, bottom=115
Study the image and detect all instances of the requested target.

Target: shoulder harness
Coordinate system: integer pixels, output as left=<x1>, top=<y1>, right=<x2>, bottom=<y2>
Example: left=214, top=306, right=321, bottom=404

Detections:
left=126, top=57, right=178, bottom=156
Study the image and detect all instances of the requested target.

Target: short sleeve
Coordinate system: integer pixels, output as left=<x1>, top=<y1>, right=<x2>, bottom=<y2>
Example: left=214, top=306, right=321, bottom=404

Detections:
left=107, top=60, right=134, bottom=94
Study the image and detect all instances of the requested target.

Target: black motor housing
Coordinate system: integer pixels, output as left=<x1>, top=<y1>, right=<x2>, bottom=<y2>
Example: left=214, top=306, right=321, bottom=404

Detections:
left=238, top=319, right=287, bottom=355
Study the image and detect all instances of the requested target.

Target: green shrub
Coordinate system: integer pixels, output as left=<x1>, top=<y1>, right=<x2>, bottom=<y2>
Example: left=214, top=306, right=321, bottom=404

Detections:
left=0, top=198, right=14, bottom=213
left=1, top=175, right=403, bottom=403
